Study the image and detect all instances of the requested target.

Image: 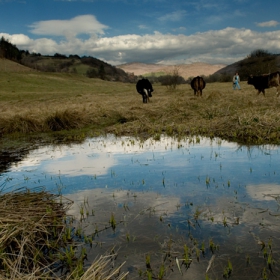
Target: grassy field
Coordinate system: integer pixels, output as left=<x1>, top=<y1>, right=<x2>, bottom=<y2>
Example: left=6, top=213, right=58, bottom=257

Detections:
left=1, top=67, right=280, bottom=279
left=1, top=69, right=280, bottom=150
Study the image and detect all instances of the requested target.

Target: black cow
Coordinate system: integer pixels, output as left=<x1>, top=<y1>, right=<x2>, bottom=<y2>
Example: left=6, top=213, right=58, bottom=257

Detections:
left=247, top=71, right=280, bottom=96
left=191, top=76, right=206, bottom=96
left=136, top=78, right=154, bottom=103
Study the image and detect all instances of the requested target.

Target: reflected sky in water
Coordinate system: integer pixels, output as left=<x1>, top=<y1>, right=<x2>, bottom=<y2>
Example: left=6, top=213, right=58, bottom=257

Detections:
left=1, top=135, right=280, bottom=279
left=2, top=135, right=280, bottom=203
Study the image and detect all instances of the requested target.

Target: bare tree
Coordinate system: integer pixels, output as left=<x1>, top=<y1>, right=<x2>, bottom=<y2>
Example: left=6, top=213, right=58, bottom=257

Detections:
left=159, top=66, right=184, bottom=90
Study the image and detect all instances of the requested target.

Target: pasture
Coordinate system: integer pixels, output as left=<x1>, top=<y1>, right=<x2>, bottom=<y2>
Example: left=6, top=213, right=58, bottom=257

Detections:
left=1, top=71, right=280, bottom=149
left=1, top=69, right=280, bottom=279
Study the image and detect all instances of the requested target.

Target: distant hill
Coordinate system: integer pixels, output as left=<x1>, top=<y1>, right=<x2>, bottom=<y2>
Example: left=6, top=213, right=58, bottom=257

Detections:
left=212, top=61, right=240, bottom=76
left=20, top=54, right=136, bottom=82
left=0, top=58, right=35, bottom=72
left=2, top=36, right=280, bottom=83
left=116, top=62, right=226, bottom=79
left=213, top=53, right=280, bottom=81
left=0, top=37, right=136, bottom=82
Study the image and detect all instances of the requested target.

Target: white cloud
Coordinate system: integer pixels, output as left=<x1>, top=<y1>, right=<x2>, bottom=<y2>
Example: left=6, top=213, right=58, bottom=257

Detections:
left=29, top=15, right=108, bottom=38
left=1, top=26, right=280, bottom=65
left=138, top=25, right=148, bottom=30
left=10, top=136, right=236, bottom=177
left=0, top=33, right=31, bottom=45
left=246, top=184, right=280, bottom=201
left=257, top=20, right=280, bottom=28
left=158, top=10, right=187, bottom=22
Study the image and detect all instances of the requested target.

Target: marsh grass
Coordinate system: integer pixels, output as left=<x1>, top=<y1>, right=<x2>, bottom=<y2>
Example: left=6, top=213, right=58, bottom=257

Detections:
left=45, top=110, right=86, bottom=131
left=0, top=187, right=128, bottom=279
left=0, top=187, right=72, bottom=278
left=1, top=72, right=280, bottom=148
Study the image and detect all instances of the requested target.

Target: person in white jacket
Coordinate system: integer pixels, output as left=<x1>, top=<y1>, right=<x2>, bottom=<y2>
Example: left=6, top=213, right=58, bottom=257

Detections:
left=233, top=72, right=241, bottom=90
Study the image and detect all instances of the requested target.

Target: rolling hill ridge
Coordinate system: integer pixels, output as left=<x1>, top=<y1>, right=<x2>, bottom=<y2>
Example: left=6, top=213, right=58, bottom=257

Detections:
left=116, top=62, right=226, bottom=79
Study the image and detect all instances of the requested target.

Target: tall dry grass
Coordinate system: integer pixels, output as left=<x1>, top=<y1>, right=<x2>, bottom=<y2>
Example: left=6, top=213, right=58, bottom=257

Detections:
left=0, top=187, right=128, bottom=279
left=0, top=187, right=72, bottom=278
left=1, top=72, right=280, bottom=145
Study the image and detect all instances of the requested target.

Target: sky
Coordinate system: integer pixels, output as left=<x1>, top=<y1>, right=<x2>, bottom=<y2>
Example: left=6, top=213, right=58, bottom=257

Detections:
left=0, top=0, right=280, bottom=66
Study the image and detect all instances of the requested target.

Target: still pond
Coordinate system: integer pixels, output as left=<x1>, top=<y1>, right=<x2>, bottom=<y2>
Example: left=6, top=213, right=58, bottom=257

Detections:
left=1, top=135, right=280, bottom=279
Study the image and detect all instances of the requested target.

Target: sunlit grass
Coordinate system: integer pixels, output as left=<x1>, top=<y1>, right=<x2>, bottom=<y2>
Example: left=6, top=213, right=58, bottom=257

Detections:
left=1, top=72, right=280, bottom=149
left=2, top=68, right=280, bottom=279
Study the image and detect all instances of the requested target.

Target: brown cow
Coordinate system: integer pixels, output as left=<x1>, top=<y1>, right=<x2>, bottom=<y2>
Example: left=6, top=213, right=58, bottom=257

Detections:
left=247, top=71, right=280, bottom=96
left=191, top=76, right=206, bottom=96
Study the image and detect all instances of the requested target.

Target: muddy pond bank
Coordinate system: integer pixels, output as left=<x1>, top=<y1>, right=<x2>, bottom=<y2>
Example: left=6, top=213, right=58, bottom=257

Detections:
left=1, top=135, right=280, bottom=279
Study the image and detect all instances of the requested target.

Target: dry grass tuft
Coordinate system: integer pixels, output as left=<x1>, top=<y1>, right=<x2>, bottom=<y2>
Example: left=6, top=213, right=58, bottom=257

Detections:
left=79, top=255, right=128, bottom=280
left=0, top=188, right=128, bottom=279
left=0, top=187, right=73, bottom=278
left=45, top=110, right=85, bottom=131
left=206, top=90, right=222, bottom=100
left=0, top=115, right=41, bottom=134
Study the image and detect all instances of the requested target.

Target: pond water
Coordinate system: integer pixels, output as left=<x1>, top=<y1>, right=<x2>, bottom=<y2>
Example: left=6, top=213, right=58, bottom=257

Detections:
left=1, top=135, right=280, bottom=279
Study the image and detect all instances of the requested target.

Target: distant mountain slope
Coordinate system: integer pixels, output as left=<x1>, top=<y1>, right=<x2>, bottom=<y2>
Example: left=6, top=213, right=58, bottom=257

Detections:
left=213, top=55, right=280, bottom=79
left=19, top=55, right=135, bottom=82
left=212, top=61, right=240, bottom=76
left=116, top=62, right=226, bottom=79
left=1, top=37, right=133, bottom=81
left=0, top=58, right=35, bottom=72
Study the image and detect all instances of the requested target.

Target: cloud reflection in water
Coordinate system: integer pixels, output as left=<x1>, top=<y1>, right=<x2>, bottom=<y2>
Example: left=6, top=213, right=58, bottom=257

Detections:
left=2, top=135, right=280, bottom=278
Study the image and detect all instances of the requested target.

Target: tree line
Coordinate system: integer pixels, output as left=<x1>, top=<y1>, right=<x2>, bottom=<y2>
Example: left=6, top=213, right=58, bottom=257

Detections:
left=1, top=36, right=279, bottom=85
left=0, top=36, right=24, bottom=61
left=0, top=36, right=134, bottom=82
left=145, top=49, right=280, bottom=88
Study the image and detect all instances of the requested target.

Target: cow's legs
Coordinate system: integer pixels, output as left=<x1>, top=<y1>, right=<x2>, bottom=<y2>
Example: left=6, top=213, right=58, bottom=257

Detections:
left=142, top=95, right=147, bottom=103
left=143, top=89, right=149, bottom=103
left=257, top=89, right=265, bottom=96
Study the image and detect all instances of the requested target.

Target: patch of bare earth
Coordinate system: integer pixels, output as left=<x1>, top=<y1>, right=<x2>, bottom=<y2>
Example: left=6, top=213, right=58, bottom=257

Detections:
left=117, top=62, right=226, bottom=79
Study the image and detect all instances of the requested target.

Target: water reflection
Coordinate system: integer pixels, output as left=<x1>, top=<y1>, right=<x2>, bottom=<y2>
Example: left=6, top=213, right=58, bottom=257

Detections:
left=1, top=135, right=280, bottom=279
left=2, top=136, right=280, bottom=204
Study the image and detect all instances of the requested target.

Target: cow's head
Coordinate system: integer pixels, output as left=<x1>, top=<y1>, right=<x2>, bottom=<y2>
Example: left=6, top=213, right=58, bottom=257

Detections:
left=147, top=88, right=153, bottom=97
left=247, top=75, right=254, bottom=85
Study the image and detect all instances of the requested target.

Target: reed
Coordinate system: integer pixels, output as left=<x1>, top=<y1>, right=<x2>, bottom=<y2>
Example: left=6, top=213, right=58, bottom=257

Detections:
left=0, top=187, right=127, bottom=279
left=0, top=187, right=71, bottom=278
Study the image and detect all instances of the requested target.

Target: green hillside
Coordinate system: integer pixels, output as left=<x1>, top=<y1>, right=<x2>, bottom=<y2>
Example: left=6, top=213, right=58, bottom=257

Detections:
left=20, top=54, right=136, bottom=82
left=0, top=58, right=35, bottom=72
left=0, top=36, right=136, bottom=82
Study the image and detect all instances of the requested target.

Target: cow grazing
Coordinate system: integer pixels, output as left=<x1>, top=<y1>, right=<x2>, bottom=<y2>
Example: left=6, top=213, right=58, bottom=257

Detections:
left=191, top=76, right=206, bottom=96
left=136, top=78, right=154, bottom=103
left=247, top=71, right=280, bottom=96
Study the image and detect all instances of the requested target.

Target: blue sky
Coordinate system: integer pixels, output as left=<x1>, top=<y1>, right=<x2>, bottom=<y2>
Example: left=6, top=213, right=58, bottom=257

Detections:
left=0, top=0, right=280, bottom=65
